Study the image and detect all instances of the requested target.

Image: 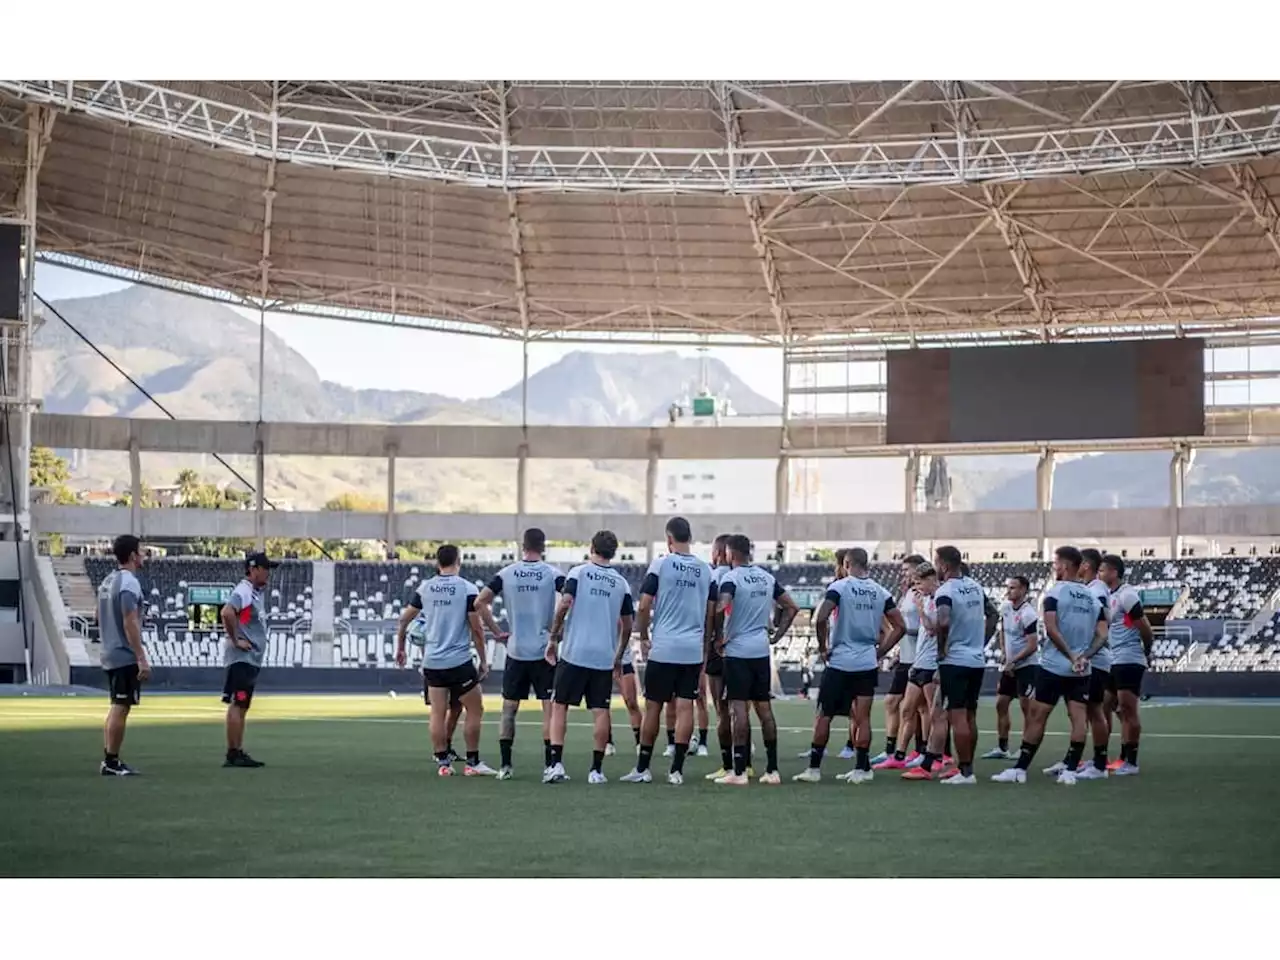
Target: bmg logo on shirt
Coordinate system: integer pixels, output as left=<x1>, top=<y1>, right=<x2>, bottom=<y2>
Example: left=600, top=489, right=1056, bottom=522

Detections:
left=428, top=583, right=457, bottom=596
left=513, top=568, right=542, bottom=580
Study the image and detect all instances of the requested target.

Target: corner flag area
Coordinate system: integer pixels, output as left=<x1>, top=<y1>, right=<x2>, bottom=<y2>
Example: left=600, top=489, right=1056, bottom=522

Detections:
left=2, top=695, right=1277, bottom=877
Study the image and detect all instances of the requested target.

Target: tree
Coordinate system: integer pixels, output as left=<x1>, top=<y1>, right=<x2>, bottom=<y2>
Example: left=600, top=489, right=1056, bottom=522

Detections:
left=324, top=493, right=387, bottom=513
left=30, top=447, right=71, bottom=489
left=112, top=482, right=157, bottom=508
left=175, top=468, right=201, bottom=505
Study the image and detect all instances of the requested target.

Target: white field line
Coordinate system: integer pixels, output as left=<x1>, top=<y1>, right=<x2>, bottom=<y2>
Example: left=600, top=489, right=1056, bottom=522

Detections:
left=2, top=709, right=1278, bottom=740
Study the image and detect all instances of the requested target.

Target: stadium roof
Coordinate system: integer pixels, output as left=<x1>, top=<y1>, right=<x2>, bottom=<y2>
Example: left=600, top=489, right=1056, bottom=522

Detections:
left=4, top=80, right=1280, bottom=347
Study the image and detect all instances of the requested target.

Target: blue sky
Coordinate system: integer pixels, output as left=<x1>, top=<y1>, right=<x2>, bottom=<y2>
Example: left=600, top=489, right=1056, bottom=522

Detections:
left=35, top=264, right=785, bottom=403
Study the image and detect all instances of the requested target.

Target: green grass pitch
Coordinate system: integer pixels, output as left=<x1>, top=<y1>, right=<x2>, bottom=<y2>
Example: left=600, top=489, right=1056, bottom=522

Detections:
left=2, top=693, right=1278, bottom=876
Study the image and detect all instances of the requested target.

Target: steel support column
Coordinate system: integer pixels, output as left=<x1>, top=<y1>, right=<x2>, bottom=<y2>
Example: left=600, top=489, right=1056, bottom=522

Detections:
left=256, top=82, right=279, bottom=426
left=128, top=438, right=141, bottom=536
left=516, top=442, right=528, bottom=541
left=903, top=452, right=920, bottom=555
left=645, top=442, right=659, bottom=564
left=386, top=442, right=397, bottom=556
left=1035, top=449, right=1055, bottom=557
left=8, top=106, right=53, bottom=541
left=253, top=437, right=265, bottom=551
left=1169, top=444, right=1194, bottom=558
left=774, top=454, right=789, bottom=552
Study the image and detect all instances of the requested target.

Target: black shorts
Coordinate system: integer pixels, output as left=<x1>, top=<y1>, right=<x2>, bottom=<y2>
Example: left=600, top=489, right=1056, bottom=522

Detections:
left=704, top=648, right=724, bottom=677
left=1034, top=667, right=1089, bottom=707
left=423, top=662, right=479, bottom=706
left=723, top=655, right=772, bottom=703
left=817, top=667, right=878, bottom=718
left=105, top=664, right=141, bottom=706
left=1087, top=667, right=1111, bottom=705
left=644, top=660, right=702, bottom=703
left=221, top=662, right=261, bottom=710
left=554, top=661, right=612, bottom=710
left=502, top=656, right=553, bottom=702
left=1110, top=663, right=1146, bottom=695
left=908, top=666, right=936, bottom=688
left=621, top=661, right=635, bottom=677
left=997, top=665, right=1038, bottom=700
left=887, top=661, right=911, bottom=696
left=938, top=664, right=984, bottom=711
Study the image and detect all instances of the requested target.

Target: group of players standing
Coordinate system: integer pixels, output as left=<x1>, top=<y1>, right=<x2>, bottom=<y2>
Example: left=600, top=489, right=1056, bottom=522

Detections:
left=796, top=543, right=1154, bottom=786
left=397, top=518, right=1155, bottom=787
left=396, top=520, right=799, bottom=785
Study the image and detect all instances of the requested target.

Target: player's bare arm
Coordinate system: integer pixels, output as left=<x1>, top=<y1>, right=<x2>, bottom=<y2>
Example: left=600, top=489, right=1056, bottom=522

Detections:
left=1084, top=609, right=1110, bottom=659
left=474, top=586, right=508, bottom=641
left=615, top=613, right=635, bottom=677
left=1042, top=609, right=1081, bottom=671
left=1137, top=615, right=1155, bottom=658
left=935, top=602, right=951, bottom=660
left=123, top=603, right=150, bottom=681
left=713, top=593, right=732, bottom=654
left=875, top=607, right=907, bottom=659
left=220, top=602, right=252, bottom=652
left=547, top=593, right=572, bottom=664
left=1013, top=625, right=1039, bottom=666
left=771, top=591, right=799, bottom=645
left=394, top=602, right=419, bottom=667
left=468, top=610, right=489, bottom=680
left=636, top=592, right=654, bottom=660
left=702, top=598, right=717, bottom=663
left=813, top=598, right=834, bottom=661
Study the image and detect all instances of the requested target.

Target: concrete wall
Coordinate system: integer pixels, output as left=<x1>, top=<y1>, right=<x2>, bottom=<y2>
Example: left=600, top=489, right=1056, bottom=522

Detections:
left=33, top=503, right=1280, bottom=544
left=33, top=410, right=1280, bottom=459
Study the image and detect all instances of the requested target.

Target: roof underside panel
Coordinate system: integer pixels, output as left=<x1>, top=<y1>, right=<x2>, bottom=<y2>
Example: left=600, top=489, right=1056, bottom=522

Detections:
left=6, top=80, right=1280, bottom=344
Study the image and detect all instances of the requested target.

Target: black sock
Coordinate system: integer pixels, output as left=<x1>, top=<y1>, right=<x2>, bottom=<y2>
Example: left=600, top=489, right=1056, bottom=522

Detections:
left=637, top=745, right=654, bottom=774
left=893, top=748, right=906, bottom=761
left=721, top=747, right=732, bottom=770
left=1014, top=740, right=1040, bottom=771
left=960, top=761, right=974, bottom=777
left=884, top=736, right=897, bottom=756
left=1065, top=740, right=1085, bottom=772
left=914, top=731, right=925, bottom=754
left=922, top=751, right=937, bottom=772
left=591, top=750, right=604, bottom=773
left=550, top=744, right=564, bottom=766
left=856, top=746, right=870, bottom=771
left=844, top=738, right=854, bottom=751
left=434, top=750, right=450, bottom=765
left=227, top=748, right=241, bottom=760
left=667, top=729, right=676, bottom=746
left=998, top=737, right=1009, bottom=752
left=672, top=743, right=689, bottom=774
left=944, top=728, right=952, bottom=757
left=732, top=744, right=748, bottom=776
left=1129, top=743, right=1140, bottom=766
left=809, top=743, right=824, bottom=769
left=499, top=739, right=513, bottom=768
left=544, top=739, right=553, bottom=768
left=104, top=751, right=119, bottom=764
left=698, top=727, right=708, bottom=749
left=1093, top=745, right=1108, bottom=770
left=765, top=739, right=778, bottom=773
left=1120, top=742, right=1132, bottom=764
left=632, top=726, right=641, bottom=745
left=607, top=735, right=614, bottom=746
left=445, top=740, right=454, bottom=756
left=466, top=750, right=480, bottom=767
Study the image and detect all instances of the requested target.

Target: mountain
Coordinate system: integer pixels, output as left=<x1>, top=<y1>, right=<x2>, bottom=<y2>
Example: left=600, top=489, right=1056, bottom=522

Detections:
left=32, top=286, right=776, bottom=512
left=971, top=447, right=1280, bottom=510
